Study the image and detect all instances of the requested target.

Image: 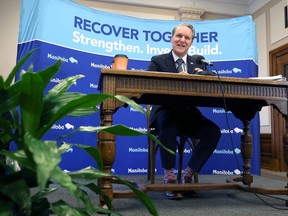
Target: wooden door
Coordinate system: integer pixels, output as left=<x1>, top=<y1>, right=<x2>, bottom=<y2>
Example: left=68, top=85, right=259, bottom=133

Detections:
left=269, top=43, right=288, bottom=171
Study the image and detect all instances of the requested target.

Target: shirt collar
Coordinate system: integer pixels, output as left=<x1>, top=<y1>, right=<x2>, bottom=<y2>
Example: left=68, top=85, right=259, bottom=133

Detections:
left=172, top=51, right=187, bottom=64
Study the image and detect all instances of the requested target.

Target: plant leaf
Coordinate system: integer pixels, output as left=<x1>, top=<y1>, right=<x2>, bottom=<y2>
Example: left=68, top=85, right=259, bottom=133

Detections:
left=32, top=187, right=58, bottom=201
left=51, top=200, right=85, bottom=216
left=0, top=76, right=4, bottom=91
left=46, top=74, right=85, bottom=99
left=30, top=197, right=50, bottom=216
left=68, top=166, right=111, bottom=180
left=5, top=49, right=36, bottom=87
left=24, top=133, right=61, bottom=190
left=68, top=169, right=117, bottom=214
left=76, top=125, right=174, bottom=155
left=0, top=177, right=31, bottom=215
left=115, top=95, right=147, bottom=116
left=0, top=82, right=21, bottom=116
left=58, top=142, right=72, bottom=154
left=0, top=199, right=13, bottom=216
left=41, top=92, right=98, bottom=127
left=20, top=72, right=44, bottom=136
left=78, top=182, right=113, bottom=212
left=73, top=144, right=103, bottom=171
left=50, top=167, right=96, bottom=214
left=36, top=60, right=62, bottom=87
left=37, top=94, right=113, bottom=138
left=114, top=176, right=158, bottom=216
left=0, top=150, right=35, bottom=170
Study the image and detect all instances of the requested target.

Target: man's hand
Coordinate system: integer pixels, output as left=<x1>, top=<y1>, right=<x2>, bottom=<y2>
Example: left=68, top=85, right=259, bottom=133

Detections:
left=178, top=71, right=189, bottom=74
left=178, top=67, right=203, bottom=75
left=194, top=68, right=203, bottom=73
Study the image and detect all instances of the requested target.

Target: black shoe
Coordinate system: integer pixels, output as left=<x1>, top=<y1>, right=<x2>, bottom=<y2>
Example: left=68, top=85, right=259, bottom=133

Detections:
left=164, top=180, right=183, bottom=200
left=182, top=190, right=199, bottom=197
left=181, top=176, right=198, bottom=197
left=164, top=191, right=183, bottom=200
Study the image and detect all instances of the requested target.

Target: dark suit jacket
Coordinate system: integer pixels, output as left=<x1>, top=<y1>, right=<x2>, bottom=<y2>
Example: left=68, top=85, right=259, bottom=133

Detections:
left=147, top=51, right=204, bottom=127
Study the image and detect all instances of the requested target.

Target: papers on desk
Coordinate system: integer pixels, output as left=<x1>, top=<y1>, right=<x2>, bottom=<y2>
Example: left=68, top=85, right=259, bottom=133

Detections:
left=248, top=75, right=286, bottom=81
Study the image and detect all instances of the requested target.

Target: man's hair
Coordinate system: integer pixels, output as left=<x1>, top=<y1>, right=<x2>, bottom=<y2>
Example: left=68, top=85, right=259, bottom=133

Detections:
left=171, top=23, right=195, bottom=38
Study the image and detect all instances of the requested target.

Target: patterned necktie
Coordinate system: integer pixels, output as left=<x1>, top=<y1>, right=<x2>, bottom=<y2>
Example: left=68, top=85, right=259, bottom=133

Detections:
left=176, top=58, right=185, bottom=72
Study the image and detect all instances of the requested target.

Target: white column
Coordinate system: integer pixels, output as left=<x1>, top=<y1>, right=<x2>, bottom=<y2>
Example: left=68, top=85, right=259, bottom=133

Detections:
left=178, top=7, right=205, bottom=21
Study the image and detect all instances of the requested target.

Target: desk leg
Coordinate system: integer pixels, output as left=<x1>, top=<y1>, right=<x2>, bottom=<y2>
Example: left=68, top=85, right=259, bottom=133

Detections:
left=226, top=116, right=288, bottom=201
left=98, top=109, right=116, bottom=207
left=241, top=120, right=253, bottom=185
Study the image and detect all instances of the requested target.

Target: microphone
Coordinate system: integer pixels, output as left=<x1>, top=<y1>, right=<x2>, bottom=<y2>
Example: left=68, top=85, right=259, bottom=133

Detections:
left=191, top=54, right=213, bottom=66
left=191, top=54, right=216, bottom=76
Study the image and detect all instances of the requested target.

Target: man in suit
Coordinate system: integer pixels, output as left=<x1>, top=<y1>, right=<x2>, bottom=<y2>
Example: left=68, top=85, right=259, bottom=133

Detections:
left=147, top=23, right=221, bottom=200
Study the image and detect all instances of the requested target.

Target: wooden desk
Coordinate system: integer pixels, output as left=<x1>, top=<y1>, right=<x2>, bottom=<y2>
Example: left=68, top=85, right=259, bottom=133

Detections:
left=98, top=69, right=288, bottom=204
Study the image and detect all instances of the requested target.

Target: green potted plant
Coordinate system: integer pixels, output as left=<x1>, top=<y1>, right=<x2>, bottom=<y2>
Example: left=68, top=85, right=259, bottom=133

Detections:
left=0, top=50, right=161, bottom=215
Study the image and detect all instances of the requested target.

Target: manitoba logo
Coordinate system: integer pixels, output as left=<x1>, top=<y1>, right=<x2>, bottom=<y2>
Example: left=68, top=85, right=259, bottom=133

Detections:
left=234, top=127, right=243, bottom=133
left=51, top=77, right=77, bottom=85
left=69, top=57, right=78, bottom=64
left=51, top=124, right=64, bottom=130
left=128, top=147, right=148, bottom=153
left=128, top=168, right=147, bottom=173
left=232, top=67, right=242, bottom=73
left=234, top=169, right=241, bottom=175
left=234, top=148, right=241, bottom=154
left=90, top=83, right=98, bottom=89
left=47, top=53, right=68, bottom=62
left=212, top=169, right=234, bottom=175
left=65, top=123, right=75, bottom=130
left=67, top=147, right=73, bottom=153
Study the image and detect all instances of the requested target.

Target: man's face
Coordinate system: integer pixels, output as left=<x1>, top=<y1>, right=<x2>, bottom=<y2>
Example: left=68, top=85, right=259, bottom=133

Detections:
left=170, top=26, right=194, bottom=57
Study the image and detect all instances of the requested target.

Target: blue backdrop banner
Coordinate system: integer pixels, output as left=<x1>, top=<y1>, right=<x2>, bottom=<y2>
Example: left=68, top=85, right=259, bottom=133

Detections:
left=17, top=0, right=260, bottom=176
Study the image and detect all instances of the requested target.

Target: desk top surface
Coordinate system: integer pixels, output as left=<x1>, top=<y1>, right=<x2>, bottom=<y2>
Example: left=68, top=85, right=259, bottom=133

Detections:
left=100, top=69, right=288, bottom=87
left=100, top=69, right=288, bottom=116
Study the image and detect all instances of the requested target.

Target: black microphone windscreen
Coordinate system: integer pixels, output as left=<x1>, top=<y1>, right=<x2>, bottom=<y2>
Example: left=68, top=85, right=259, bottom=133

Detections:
left=191, top=55, right=205, bottom=65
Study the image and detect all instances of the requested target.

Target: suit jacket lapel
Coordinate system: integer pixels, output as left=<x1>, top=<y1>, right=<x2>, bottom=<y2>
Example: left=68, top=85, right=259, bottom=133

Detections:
left=166, top=52, right=197, bottom=74
left=187, top=55, right=196, bottom=74
left=166, top=52, right=178, bottom=73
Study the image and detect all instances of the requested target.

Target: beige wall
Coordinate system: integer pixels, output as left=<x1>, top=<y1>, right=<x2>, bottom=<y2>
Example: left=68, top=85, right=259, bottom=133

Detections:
left=75, top=0, right=234, bottom=20
left=0, top=0, right=20, bottom=79
left=75, top=1, right=178, bottom=20
left=1, top=0, right=287, bottom=133
left=253, top=0, right=288, bottom=133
